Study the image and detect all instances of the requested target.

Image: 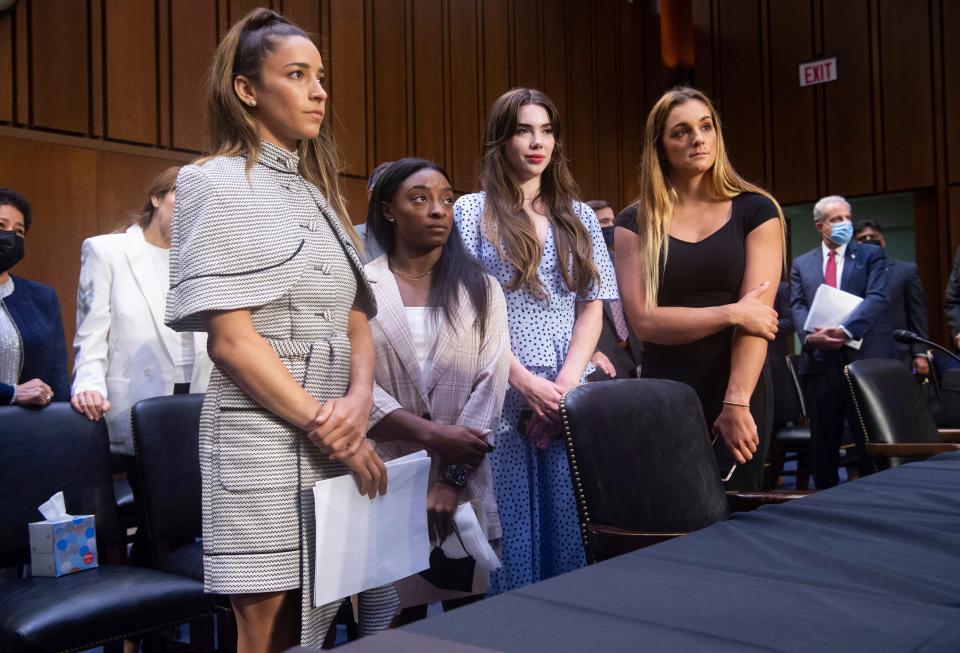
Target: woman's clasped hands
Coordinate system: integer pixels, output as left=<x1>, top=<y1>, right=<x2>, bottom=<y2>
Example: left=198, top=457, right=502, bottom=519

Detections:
left=306, top=393, right=387, bottom=499
left=518, top=372, right=577, bottom=450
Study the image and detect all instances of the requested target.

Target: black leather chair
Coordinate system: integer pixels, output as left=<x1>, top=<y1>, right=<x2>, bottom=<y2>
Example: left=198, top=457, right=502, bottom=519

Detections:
left=560, top=379, right=805, bottom=563
left=765, top=355, right=811, bottom=489
left=844, top=359, right=960, bottom=472
left=131, top=394, right=205, bottom=575
left=131, top=394, right=235, bottom=650
left=109, top=455, right=138, bottom=542
left=0, top=403, right=213, bottom=653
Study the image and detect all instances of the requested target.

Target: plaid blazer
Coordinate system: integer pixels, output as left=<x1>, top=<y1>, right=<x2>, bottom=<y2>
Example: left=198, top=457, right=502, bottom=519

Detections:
left=366, top=255, right=510, bottom=540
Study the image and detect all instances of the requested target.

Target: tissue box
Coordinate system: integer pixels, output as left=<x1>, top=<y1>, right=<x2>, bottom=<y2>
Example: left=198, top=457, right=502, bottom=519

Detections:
left=28, top=515, right=98, bottom=577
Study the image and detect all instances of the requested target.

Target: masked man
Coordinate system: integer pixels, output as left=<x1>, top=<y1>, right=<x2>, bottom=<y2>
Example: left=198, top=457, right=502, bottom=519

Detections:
left=790, top=195, right=896, bottom=488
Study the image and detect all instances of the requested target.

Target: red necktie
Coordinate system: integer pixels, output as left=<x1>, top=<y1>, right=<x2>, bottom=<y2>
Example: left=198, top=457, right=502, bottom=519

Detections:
left=609, top=300, right=630, bottom=344
left=824, top=250, right=837, bottom=288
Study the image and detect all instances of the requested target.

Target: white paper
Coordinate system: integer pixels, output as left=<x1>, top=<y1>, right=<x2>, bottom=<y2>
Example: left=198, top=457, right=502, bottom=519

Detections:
left=38, top=491, right=68, bottom=520
left=802, top=284, right=863, bottom=350
left=441, top=503, right=502, bottom=572
left=312, top=450, right=431, bottom=607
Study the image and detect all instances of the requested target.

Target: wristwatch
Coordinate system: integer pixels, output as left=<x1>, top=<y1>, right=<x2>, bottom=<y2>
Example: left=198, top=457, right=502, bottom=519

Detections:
left=440, top=464, right=467, bottom=488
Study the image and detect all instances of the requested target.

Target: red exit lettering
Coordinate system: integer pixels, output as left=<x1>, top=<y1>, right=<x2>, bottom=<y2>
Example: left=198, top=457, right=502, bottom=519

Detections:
left=799, top=57, right=838, bottom=87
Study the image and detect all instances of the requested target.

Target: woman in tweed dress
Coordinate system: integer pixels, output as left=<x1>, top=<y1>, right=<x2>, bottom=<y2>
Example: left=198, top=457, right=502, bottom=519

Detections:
left=164, top=10, right=392, bottom=652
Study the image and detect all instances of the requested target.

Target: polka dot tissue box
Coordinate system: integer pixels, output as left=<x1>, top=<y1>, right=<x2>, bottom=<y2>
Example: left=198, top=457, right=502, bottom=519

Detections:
left=28, top=491, right=98, bottom=577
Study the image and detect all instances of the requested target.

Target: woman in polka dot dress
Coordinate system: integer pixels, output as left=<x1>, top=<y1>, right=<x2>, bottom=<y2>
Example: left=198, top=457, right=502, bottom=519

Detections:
left=454, top=88, right=617, bottom=593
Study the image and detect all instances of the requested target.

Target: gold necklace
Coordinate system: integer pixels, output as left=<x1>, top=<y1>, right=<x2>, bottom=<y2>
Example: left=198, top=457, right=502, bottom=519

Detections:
left=389, top=262, right=432, bottom=281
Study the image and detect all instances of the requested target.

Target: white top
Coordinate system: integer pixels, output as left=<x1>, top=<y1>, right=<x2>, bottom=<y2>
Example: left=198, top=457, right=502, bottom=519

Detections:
left=144, top=242, right=195, bottom=382
left=821, top=241, right=847, bottom=289
left=403, top=307, right=438, bottom=382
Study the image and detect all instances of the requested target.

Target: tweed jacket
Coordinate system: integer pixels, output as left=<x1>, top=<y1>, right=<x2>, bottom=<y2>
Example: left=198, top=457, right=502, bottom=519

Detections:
left=164, top=142, right=380, bottom=646
left=366, top=255, right=510, bottom=541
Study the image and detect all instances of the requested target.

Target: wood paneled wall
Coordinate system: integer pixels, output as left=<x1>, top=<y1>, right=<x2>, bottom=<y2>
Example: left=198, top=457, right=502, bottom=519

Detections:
left=1, top=0, right=958, bottom=355
left=691, top=0, right=959, bottom=344
left=0, top=0, right=655, bottom=364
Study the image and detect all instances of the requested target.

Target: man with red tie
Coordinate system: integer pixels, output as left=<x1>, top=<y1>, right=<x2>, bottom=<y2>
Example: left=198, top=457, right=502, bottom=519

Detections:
left=790, top=195, right=896, bottom=488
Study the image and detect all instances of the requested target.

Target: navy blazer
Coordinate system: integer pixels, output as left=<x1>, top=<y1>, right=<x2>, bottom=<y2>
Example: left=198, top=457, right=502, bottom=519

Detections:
left=790, top=241, right=896, bottom=373
left=768, top=281, right=794, bottom=360
left=884, top=258, right=929, bottom=362
left=0, top=275, right=70, bottom=404
left=588, top=301, right=643, bottom=381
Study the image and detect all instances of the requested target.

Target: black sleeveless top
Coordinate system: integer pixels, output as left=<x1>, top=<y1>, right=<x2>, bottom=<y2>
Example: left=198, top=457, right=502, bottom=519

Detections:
left=616, top=192, right=778, bottom=489
left=615, top=192, right=777, bottom=371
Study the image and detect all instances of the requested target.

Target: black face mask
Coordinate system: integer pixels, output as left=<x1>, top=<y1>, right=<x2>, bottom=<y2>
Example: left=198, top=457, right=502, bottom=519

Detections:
left=417, top=523, right=476, bottom=592
left=858, top=237, right=883, bottom=249
left=601, top=226, right=615, bottom=248
left=0, top=230, right=24, bottom=273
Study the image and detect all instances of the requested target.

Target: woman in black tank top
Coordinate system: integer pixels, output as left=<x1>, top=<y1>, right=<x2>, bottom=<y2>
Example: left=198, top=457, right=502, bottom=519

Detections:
left=614, top=88, right=785, bottom=491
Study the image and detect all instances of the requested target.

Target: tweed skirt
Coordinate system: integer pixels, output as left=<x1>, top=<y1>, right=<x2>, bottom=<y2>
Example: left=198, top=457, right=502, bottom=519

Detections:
left=200, top=334, right=351, bottom=645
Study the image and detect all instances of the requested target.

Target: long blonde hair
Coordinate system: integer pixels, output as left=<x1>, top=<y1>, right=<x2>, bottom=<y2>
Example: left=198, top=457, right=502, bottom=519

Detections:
left=480, top=88, right=598, bottom=298
left=633, top=86, right=785, bottom=310
left=199, top=8, right=357, bottom=246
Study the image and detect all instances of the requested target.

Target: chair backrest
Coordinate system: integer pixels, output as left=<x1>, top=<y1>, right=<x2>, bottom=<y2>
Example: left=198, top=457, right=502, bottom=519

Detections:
left=770, top=355, right=803, bottom=427
left=785, top=354, right=808, bottom=421
left=930, top=348, right=960, bottom=379
left=845, top=359, right=940, bottom=469
left=130, top=394, right=204, bottom=542
left=561, top=379, right=730, bottom=555
left=0, top=404, right=122, bottom=567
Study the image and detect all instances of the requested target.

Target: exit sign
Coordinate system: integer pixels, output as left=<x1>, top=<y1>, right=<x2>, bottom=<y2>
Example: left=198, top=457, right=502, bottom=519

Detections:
left=799, top=57, right=838, bottom=87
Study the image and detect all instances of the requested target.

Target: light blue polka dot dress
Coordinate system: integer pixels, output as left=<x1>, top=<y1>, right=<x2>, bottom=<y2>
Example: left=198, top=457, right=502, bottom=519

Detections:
left=454, top=192, right=618, bottom=593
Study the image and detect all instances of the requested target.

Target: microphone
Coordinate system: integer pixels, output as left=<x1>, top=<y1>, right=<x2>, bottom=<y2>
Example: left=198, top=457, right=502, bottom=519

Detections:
left=892, top=330, right=960, bottom=364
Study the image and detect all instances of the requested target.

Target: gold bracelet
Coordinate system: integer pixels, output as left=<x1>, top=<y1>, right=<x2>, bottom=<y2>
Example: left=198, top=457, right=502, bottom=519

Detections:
left=722, top=400, right=751, bottom=409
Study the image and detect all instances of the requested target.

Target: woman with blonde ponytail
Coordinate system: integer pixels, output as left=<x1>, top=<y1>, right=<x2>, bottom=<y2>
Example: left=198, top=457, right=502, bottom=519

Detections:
left=164, top=9, right=395, bottom=650
left=614, top=87, right=784, bottom=491
left=455, top=88, right=617, bottom=592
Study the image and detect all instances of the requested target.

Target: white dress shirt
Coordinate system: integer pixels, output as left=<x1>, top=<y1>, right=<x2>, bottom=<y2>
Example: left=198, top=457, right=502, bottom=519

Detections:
left=819, top=241, right=853, bottom=337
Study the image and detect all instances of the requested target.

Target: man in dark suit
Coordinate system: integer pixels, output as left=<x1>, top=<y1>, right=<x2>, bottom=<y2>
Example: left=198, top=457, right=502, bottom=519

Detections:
left=587, top=200, right=642, bottom=381
left=588, top=300, right=644, bottom=381
left=854, top=220, right=930, bottom=375
left=767, top=281, right=794, bottom=361
left=943, top=247, right=960, bottom=351
left=790, top=195, right=896, bottom=488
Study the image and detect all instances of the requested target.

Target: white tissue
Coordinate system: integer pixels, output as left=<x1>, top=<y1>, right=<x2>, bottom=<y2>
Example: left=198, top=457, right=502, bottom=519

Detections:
left=442, top=503, right=502, bottom=572
left=38, top=491, right=68, bottom=521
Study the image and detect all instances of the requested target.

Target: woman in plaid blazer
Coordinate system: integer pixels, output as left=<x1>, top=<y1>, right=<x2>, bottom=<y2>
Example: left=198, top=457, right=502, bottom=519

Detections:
left=364, top=158, right=511, bottom=616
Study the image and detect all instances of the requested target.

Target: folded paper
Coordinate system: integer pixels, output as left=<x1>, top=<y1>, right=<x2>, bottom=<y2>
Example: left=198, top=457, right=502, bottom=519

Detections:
left=312, top=450, right=431, bottom=606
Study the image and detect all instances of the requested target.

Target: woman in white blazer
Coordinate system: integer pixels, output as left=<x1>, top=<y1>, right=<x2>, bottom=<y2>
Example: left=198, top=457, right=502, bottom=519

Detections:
left=71, top=167, right=212, bottom=455
left=364, top=158, right=511, bottom=619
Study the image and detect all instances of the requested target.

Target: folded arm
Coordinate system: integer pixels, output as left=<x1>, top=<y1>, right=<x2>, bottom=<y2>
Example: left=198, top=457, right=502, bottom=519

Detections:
left=613, top=226, right=776, bottom=345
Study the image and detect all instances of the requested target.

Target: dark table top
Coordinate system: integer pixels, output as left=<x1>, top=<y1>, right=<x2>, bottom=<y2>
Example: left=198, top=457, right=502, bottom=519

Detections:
left=340, top=452, right=960, bottom=652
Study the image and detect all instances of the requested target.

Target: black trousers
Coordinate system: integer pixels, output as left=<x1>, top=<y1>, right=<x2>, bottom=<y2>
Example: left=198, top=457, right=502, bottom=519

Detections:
left=800, top=356, right=870, bottom=488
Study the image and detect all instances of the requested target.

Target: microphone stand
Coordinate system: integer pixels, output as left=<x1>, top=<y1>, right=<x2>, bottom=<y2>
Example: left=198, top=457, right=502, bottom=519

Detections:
left=893, top=330, right=960, bottom=365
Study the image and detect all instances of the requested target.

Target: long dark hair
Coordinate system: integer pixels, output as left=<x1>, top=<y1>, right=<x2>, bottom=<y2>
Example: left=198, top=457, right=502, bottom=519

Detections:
left=481, top=88, right=598, bottom=298
left=367, top=157, right=490, bottom=338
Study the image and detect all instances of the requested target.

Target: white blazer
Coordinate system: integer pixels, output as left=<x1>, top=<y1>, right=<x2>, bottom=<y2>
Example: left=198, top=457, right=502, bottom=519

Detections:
left=72, top=225, right=212, bottom=455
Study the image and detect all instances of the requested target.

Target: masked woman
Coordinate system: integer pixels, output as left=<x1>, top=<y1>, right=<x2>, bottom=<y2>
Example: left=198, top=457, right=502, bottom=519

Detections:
left=0, top=188, right=69, bottom=407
